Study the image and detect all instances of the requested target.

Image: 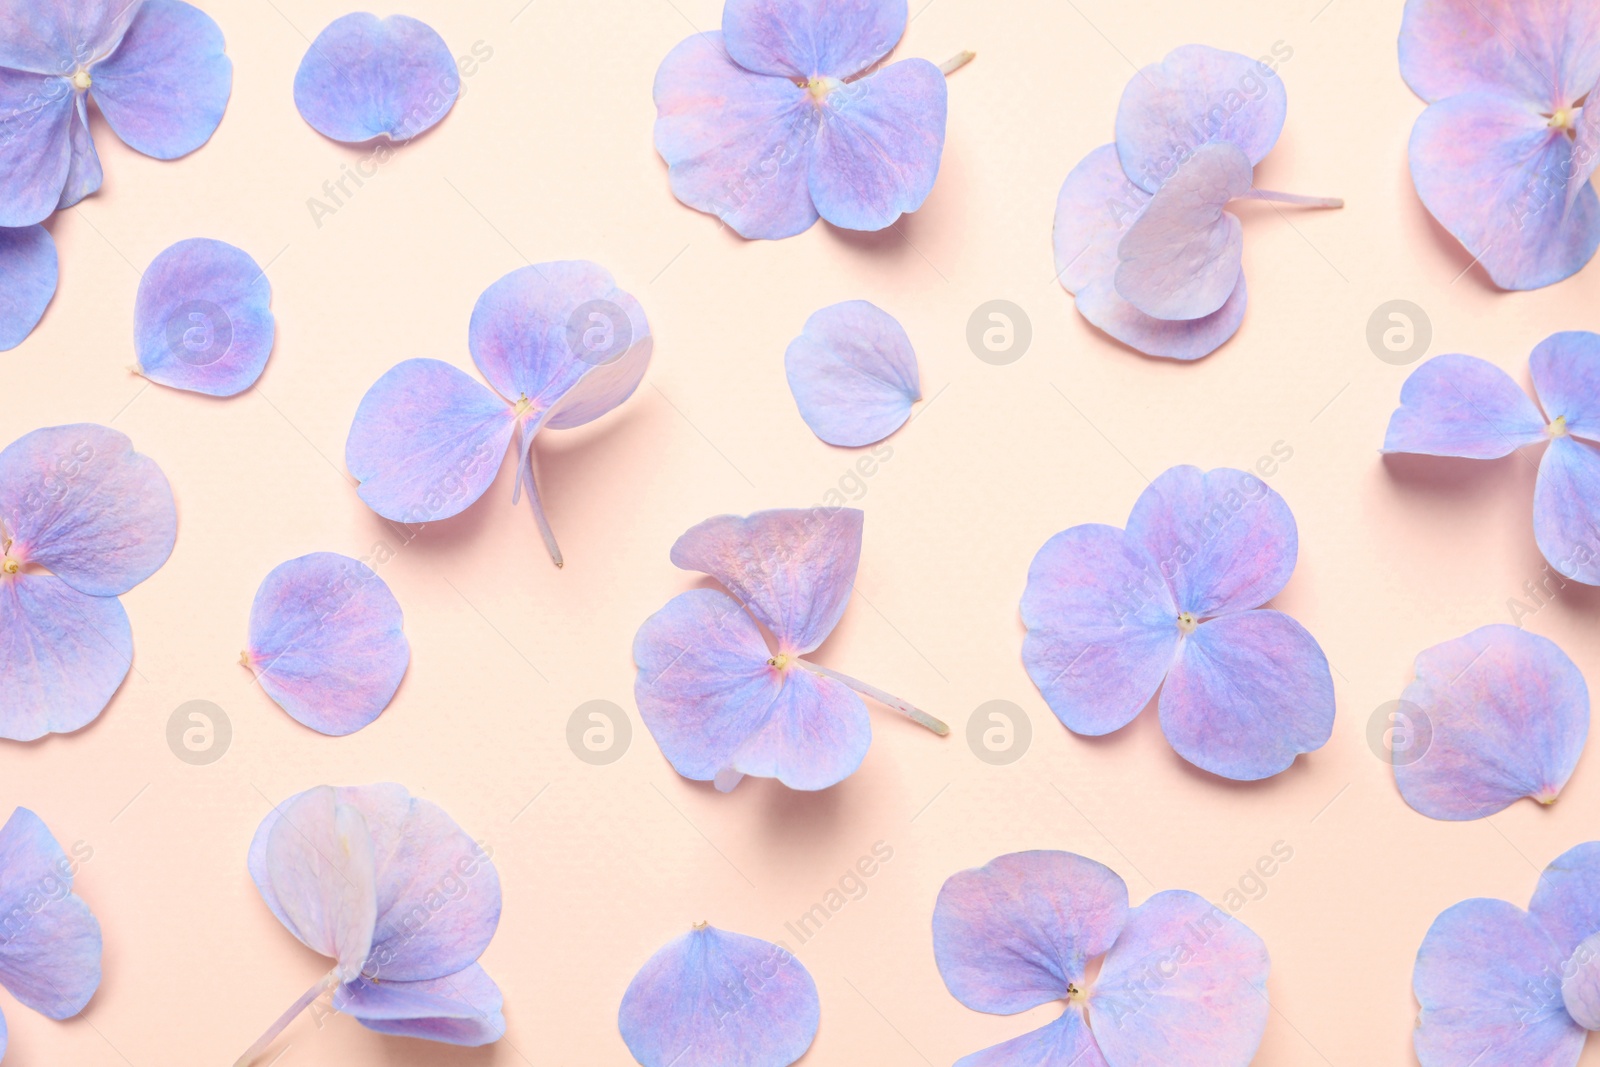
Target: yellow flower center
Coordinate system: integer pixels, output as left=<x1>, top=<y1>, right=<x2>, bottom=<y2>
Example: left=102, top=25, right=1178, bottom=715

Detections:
left=1177, top=611, right=1199, bottom=635
left=1, top=557, right=17, bottom=575
left=766, top=653, right=790, bottom=671
left=805, top=77, right=837, bottom=104
left=1549, top=415, right=1569, bottom=438
left=71, top=69, right=91, bottom=91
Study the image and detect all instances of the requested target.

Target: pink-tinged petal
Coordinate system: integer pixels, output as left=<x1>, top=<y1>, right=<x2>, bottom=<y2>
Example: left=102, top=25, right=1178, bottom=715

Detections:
left=727, top=662, right=869, bottom=790
left=618, top=924, right=820, bottom=1067
left=247, top=553, right=409, bottom=737
left=1561, top=932, right=1600, bottom=1030
left=1383, top=353, right=1548, bottom=458
left=0, top=808, right=101, bottom=1019
left=0, top=574, right=130, bottom=741
left=784, top=300, right=920, bottom=447
left=1159, top=610, right=1334, bottom=781
left=1530, top=841, right=1600, bottom=959
left=722, top=0, right=905, bottom=80
left=1020, top=524, right=1178, bottom=736
left=1125, top=465, right=1297, bottom=617
left=933, top=851, right=1128, bottom=1014
left=248, top=784, right=401, bottom=938
left=293, top=13, right=454, bottom=144
left=56, top=93, right=102, bottom=211
left=345, top=359, right=516, bottom=524
left=809, top=58, right=946, bottom=231
left=1533, top=434, right=1600, bottom=584
left=0, top=69, right=74, bottom=228
left=0, top=423, right=176, bottom=597
left=1115, top=141, right=1249, bottom=320
left=1114, top=45, right=1287, bottom=195
left=670, top=507, right=862, bottom=654
left=89, top=0, right=231, bottom=159
left=1409, top=92, right=1600, bottom=290
left=0, top=224, right=57, bottom=352
left=336, top=963, right=505, bottom=1047
left=263, top=786, right=378, bottom=981
left=1399, top=0, right=1600, bottom=106
left=1531, top=331, right=1600, bottom=441
left=1413, top=898, right=1584, bottom=1067
left=0, top=0, right=141, bottom=74
left=1054, top=145, right=1247, bottom=361
left=1395, top=624, right=1588, bottom=820
left=653, top=32, right=821, bottom=240
left=1089, top=890, right=1269, bottom=1067
left=955, top=1009, right=1108, bottom=1067
left=133, top=238, right=274, bottom=396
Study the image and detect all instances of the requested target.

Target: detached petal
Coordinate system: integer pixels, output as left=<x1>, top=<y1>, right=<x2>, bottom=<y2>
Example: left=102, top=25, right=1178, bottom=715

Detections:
left=0, top=224, right=57, bottom=352
left=0, top=808, right=101, bottom=1018
left=1531, top=331, right=1600, bottom=442
left=1533, top=434, right=1600, bottom=584
left=809, top=58, right=946, bottom=231
left=1530, top=841, right=1600, bottom=960
left=932, top=850, right=1128, bottom=1014
left=784, top=300, right=920, bottom=446
left=0, top=0, right=141, bottom=74
left=0, top=70, right=74, bottom=228
left=722, top=0, right=905, bottom=80
left=0, top=574, right=130, bottom=740
left=90, top=0, right=231, bottom=159
left=618, top=925, right=820, bottom=1067
left=728, top=664, right=869, bottom=790
left=955, top=1009, right=1108, bottom=1067
left=133, top=238, right=274, bottom=396
left=1383, top=353, right=1548, bottom=458
left=293, top=13, right=456, bottom=143
left=263, top=786, right=378, bottom=981
left=1399, top=0, right=1600, bottom=106
left=336, top=963, right=505, bottom=1046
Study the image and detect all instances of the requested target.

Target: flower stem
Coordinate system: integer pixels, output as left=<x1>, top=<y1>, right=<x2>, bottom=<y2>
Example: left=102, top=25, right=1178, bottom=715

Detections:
left=940, top=50, right=975, bottom=76
left=234, top=970, right=340, bottom=1066
left=520, top=449, right=564, bottom=568
left=799, top=661, right=948, bottom=735
left=1246, top=188, right=1344, bottom=209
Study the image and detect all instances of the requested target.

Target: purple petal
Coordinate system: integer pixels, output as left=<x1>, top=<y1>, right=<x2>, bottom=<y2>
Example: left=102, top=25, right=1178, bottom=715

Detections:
left=653, top=32, right=820, bottom=240
left=0, top=1007, right=6, bottom=1057
left=345, top=358, right=516, bottom=523
left=1561, top=931, right=1600, bottom=1030
left=1089, top=891, right=1269, bottom=1067
left=1534, top=434, right=1600, bottom=584
left=1413, top=898, right=1584, bottom=1067
left=0, top=423, right=176, bottom=597
left=0, top=224, right=57, bottom=351
left=1020, top=524, right=1178, bottom=736
left=1568, top=79, right=1600, bottom=216
left=1399, top=0, right=1600, bottom=106
left=1530, top=841, right=1600, bottom=960
left=809, top=58, right=946, bottom=231
left=89, top=0, right=230, bottom=159
left=0, top=0, right=140, bottom=74
left=1054, top=145, right=1247, bottom=360
left=1125, top=465, right=1298, bottom=617
left=0, top=808, right=101, bottom=1018
left=1395, top=624, right=1588, bottom=820
left=1531, top=331, right=1600, bottom=442
left=670, top=507, right=861, bottom=653
left=56, top=93, right=102, bottom=211
left=932, top=850, right=1128, bottom=1014
left=0, top=574, right=130, bottom=740
left=955, top=1010, right=1108, bottom=1067
left=247, top=552, right=409, bottom=737
left=721, top=0, right=905, bottom=80
left=1159, top=609, right=1334, bottom=780
left=618, top=924, right=820, bottom=1067
left=133, top=238, right=274, bottom=396
left=0, top=69, right=74, bottom=227
left=1383, top=353, right=1549, bottom=458
left=784, top=300, right=920, bottom=446
left=728, top=662, right=869, bottom=790
left=262, top=786, right=378, bottom=981
left=336, top=963, right=505, bottom=1046
left=1409, top=92, right=1600, bottom=290
left=293, top=13, right=455, bottom=143
left=1114, top=45, right=1287, bottom=194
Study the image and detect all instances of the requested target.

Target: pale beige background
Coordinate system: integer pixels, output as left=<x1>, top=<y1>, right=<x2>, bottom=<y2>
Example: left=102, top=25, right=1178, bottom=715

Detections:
left=5, top=0, right=1600, bottom=1063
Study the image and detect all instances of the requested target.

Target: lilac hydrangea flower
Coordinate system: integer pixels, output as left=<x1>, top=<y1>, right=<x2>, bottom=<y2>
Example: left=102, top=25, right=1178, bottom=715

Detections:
left=785, top=300, right=921, bottom=447
left=1400, top=0, right=1600, bottom=289
left=133, top=238, right=275, bottom=396
left=618, top=923, right=819, bottom=1067
left=934, top=850, right=1271, bottom=1067
left=346, top=261, right=650, bottom=568
left=0, top=225, right=57, bottom=352
left=1383, top=331, right=1600, bottom=584
left=0, top=0, right=233, bottom=228
left=653, top=0, right=971, bottom=239
left=236, top=784, right=504, bottom=1064
left=294, top=13, right=458, bottom=144
left=633, top=507, right=945, bottom=792
left=0, top=424, right=175, bottom=741
left=1021, top=465, right=1335, bottom=780
left=1054, top=43, right=1340, bottom=360
left=0, top=807, right=102, bottom=1059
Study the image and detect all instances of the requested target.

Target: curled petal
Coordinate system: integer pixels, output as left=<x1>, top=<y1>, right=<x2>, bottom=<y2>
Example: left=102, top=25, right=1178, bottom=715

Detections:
left=955, top=1009, right=1108, bottom=1067
left=0, top=224, right=57, bottom=352
left=336, top=963, right=506, bottom=1046
left=0, top=575, right=130, bottom=740
left=1383, top=353, right=1548, bottom=458
left=293, top=13, right=456, bottom=143
left=784, top=300, right=920, bottom=446
left=1398, top=0, right=1600, bottom=106
left=89, top=0, right=231, bottom=159
left=809, top=59, right=946, bottom=231
left=1530, top=331, right=1600, bottom=442
left=721, top=0, right=905, bottom=80
left=0, top=70, right=74, bottom=228
left=1530, top=841, right=1600, bottom=960
left=1533, top=434, right=1600, bottom=584
left=0, top=807, right=101, bottom=1018
left=263, top=786, right=378, bottom=981
left=133, top=238, right=274, bottom=396
left=1561, top=932, right=1600, bottom=1030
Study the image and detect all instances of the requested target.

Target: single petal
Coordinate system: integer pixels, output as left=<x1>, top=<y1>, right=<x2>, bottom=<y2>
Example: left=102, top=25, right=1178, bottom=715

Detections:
left=1124, top=465, right=1298, bottom=617
left=0, top=1006, right=6, bottom=1058
left=0, top=224, right=57, bottom=352
left=1561, top=931, right=1600, bottom=1030
left=56, top=93, right=102, bottom=211
left=1530, top=841, right=1600, bottom=960
left=1088, top=890, right=1270, bottom=1067
left=1533, top=434, right=1600, bottom=584
left=133, top=238, right=274, bottom=396
left=721, top=0, right=905, bottom=80
left=293, top=12, right=454, bottom=143
left=1159, top=609, right=1334, bottom=780
left=727, top=662, right=870, bottom=790
left=0, top=0, right=141, bottom=74
left=784, top=300, right=920, bottom=446
left=1053, top=145, right=1247, bottom=361
left=0, top=70, right=74, bottom=228
left=0, top=424, right=176, bottom=597
left=1114, top=45, right=1287, bottom=195
left=1398, top=0, right=1600, bottom=106
left=336, top=963, right=505, bottom=1046
left=653, top=32, right=821, bottom=240
left=0, top=574, right=130, bottom=740
left=669, top=507, right=862, bottom=654
left=345, top=359, right=516, bottom=524
left=932, top=850, right=1129, bottom=1014
left=0, top=807, right=101, bottom=1018
left=89, top=0, right=231, bottom=159
left=1395, top=624, right=1588, bottom=820
left=1531, top=331, right=1600, bottom=441
left=954, top=1009, right=1109, bottom=1067
left=1020, top=524, right=1179, bottom=736
left=1382, top=353, right=1549, bottom=458
left=618, top=924, right=820, bottom=1067
left=1413, top=898, right=1585, bottom=1067
left=808, top=58, right=946, bottom=231
left=1409, top=92, right=1600, bottom=290
left=1567, top=81, right=1600, bottom=216
left=263, top=786, right=378, bottom=982
left=247, top=552, right=409, bottom=737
